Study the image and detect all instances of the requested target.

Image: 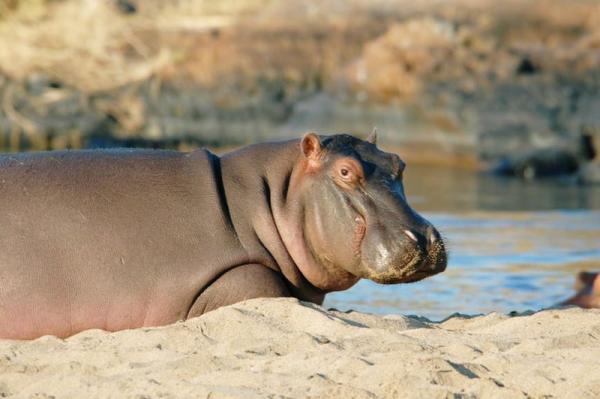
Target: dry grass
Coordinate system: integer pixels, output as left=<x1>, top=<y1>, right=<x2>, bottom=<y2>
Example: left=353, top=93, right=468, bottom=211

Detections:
left=0, top=0, right=273, bottom=92
left=0, top=1, right=166, bottom=92
left=344, top=0, right=600, bottom=102
left=3, top=0, right=597, bottom=95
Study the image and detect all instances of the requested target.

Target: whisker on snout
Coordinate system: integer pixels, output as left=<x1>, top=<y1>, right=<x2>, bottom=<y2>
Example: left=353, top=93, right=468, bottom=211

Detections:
left=435, top=229, right=451, bottom=258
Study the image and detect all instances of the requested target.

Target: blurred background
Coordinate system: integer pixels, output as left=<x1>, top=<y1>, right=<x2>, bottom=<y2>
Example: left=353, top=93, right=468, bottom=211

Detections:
left=1, top=0, right=599, bottom=318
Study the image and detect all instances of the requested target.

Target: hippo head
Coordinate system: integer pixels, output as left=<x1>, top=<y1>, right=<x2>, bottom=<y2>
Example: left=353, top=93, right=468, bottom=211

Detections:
left=291, top=132, right=447, bottom=291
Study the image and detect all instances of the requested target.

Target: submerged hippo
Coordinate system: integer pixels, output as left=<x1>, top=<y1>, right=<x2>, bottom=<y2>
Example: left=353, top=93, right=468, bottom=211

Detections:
left=562, top=271, right=600, bottom=309
left=0, top=132, right=446, bottom=339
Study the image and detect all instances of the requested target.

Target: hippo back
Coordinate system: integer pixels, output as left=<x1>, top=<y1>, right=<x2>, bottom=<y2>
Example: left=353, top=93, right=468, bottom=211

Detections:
left=0, top=149, right=246, bottom=338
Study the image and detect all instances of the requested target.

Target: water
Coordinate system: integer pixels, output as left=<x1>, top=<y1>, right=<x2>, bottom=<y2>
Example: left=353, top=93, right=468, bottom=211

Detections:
left=324, top=165, right=600, bottom=320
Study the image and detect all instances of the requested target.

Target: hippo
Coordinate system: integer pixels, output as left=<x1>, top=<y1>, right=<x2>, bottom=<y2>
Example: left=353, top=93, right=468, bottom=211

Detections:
left=562, top=271, right=600, bottom=309
left=0, top=132, right=447, bottom=339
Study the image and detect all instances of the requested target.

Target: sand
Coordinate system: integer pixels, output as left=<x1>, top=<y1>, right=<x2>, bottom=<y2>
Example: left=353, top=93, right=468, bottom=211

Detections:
left=1, top=298, right=599, bottom=398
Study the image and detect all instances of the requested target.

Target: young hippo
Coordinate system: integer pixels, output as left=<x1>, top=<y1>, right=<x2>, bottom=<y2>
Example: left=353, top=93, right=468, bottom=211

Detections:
left=0, top=132, right=446, bottom=339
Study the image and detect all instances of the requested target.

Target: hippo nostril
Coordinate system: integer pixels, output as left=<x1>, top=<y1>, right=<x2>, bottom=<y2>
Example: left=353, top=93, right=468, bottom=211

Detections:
left=429, top=232, right=437, bottom=244
left=403, top=230, right=418, bottom=243
left=426, top=226, right=442, bottom=246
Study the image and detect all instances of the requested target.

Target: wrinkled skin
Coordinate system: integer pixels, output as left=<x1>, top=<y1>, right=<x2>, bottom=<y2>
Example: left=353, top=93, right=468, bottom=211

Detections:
left=0, top=132, right=447, bottom=339
left=289, top=133, right=447, bottom=290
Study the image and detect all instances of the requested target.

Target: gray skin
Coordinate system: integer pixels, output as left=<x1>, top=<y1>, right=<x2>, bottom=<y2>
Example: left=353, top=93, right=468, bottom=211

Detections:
left=0, top=132, right=446, bottom=339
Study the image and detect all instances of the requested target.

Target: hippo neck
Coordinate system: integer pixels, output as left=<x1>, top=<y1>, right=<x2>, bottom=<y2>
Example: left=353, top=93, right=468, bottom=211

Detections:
left=271, top=152, right=361, bottom=293
left=220, top=140, right=327, bottom=302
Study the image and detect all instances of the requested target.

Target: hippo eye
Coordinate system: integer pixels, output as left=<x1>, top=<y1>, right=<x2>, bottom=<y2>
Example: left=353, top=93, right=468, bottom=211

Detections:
left=333, top=160, right=363, bottom=187
left=339, top=167, right=355, bottom=181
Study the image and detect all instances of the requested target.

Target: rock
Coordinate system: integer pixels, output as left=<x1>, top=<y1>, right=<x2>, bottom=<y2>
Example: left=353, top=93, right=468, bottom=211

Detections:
left=492, top=147, right=581, bottom=179
left=578, top=162, right=600, bottom=185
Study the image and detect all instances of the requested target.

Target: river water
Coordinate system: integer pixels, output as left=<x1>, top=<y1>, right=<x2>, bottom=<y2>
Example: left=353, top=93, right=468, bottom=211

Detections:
left=325, top=165, right=600, bottom=319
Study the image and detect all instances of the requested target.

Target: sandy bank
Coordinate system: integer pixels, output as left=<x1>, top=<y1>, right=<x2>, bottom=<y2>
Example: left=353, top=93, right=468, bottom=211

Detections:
left=1, top=298, right=599, bottom=398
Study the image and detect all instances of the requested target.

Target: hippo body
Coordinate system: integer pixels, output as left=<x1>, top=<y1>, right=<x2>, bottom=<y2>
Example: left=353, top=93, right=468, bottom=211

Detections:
left=0, top=134, right=446, bottom=339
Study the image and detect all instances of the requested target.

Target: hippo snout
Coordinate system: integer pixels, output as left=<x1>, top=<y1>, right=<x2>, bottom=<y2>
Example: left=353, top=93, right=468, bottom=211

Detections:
left=362, top=224, right=447, bottom=284
left=403, top=226, right=447, bottom=280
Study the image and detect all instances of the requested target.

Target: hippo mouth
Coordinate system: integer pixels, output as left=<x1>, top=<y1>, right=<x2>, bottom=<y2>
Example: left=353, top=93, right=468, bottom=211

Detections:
left=366, top=268, right=435, bottom=285
left=362, top=247, right=446, bottom=284
left=351, top=213, right=431, bottom=283
left=349, top=207, right=447, bottom=284
left=352, top=213, right=367, bottom=258
left=397, top=271, right=432, bottom=284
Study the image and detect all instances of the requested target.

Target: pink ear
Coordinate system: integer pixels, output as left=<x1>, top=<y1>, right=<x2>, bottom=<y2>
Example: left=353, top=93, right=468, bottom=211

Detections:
left=301, top=132, right=322, bottom=160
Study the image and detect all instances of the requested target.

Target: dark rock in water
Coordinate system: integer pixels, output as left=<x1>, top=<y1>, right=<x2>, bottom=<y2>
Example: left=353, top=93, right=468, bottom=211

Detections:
left=492, top=147, right=581, bottom=179
left=488, top=130, right=597, bottom=180
left=581, top=130, right=598, bottom=161
left=578, top=162, right=600, bottom=185
left=516, top=57, right=538, bottom=75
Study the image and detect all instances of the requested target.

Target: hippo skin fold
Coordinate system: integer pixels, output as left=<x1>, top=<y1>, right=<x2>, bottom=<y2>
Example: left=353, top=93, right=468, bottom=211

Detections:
left=0, top=133, right=446, bottom=339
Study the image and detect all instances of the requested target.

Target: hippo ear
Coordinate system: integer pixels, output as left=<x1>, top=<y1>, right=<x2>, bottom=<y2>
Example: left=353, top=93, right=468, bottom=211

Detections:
left=301, top=132, right=322, bottom=160
left=367, top=127, right=378, bottom=145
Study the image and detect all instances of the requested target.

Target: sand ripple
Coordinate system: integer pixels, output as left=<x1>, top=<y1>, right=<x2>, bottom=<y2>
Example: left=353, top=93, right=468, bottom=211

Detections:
left=1, top=298, right=599, bottom=398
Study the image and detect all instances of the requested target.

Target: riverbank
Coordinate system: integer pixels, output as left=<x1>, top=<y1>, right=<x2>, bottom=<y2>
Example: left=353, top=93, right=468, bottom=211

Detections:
left=1, top=298, right=599, bottom=398
left=1, top=0, right=599, bottom=173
